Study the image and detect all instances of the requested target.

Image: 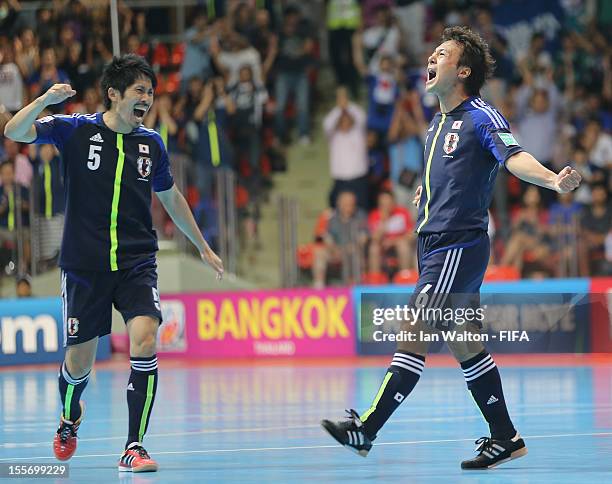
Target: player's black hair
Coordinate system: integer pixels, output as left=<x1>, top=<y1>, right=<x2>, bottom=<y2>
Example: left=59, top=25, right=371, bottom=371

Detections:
left=100, top=54, right=157, bottom=109
left=441, top=26, right=495, bottom=96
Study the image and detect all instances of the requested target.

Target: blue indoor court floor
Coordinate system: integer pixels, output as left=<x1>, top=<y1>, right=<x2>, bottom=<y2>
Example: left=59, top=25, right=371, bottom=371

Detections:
left=1, top=355, right=612, bottom=484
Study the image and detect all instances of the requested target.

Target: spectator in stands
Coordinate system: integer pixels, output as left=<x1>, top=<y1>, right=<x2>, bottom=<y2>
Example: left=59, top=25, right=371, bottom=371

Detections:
left=212, top=31, right=263, bottom=86
left=144, top=92, right=179, bottom=153
left=0, top=138, right=31, bottom=188
left=69, top=85, right=104, bottom=114
left=514, top=66, right=562, bottom=205
left=179, top=10, right=214, bottom=92
left=312, top=190, right=368, bottom=288
left=231, top=1, right=256, bottom=43
left=326, top=0, right=361, bottom=98
left=13, top=27, right=40, bottom=84
left=60, top=40, right=93, bottom=96
left=251, top=8, right=278, bottom=86
left=191, top=77, right=235, bottom=208
left=323, top=86, right=368, bottom=210
left=0, top=42, right=23, bottom=114
left=580, top=118, right=612, bottom=170
left=353, top=3, right=401, bottom=76
left=549, top=191, right=582, bottom=276
left=35, top=7, right=57, bottom=47
left=29, top=47, right=70, bottom=112
left=387, top=88, right=425, bottom=216
left=228, top=65, right=267, bottom=189
left=580, top=184, right=612, bottom=276
left=367, top=190, right=414, bottom=274
left=500, top=186, right=552, bottom=277
left=570, top=146, right=594, bottom=205
left=0, top=0, right=22, bottom=39
left=0, top=159, right=30, bottom=264
left=15, top=273, right=32, bottom=298
left=365, top=54, right=399, bottom=148
left=274, top=5, right=316, bottom=145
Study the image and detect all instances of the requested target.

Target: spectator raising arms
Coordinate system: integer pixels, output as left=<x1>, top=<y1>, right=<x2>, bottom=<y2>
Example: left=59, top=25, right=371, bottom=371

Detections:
left=323, top=87, right=368, bottom=210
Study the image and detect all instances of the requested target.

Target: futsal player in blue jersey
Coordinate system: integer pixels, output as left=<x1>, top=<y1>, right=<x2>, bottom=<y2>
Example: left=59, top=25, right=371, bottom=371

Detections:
left=4, top=54, right=224, bottom=472
left=322, top=27, right=581, bottom=469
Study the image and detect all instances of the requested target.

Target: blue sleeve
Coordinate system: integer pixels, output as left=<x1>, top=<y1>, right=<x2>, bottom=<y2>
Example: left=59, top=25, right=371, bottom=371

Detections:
left=151, top=134, right=174, bottom=192
left=33, top=114, right=78, bottom=151
left=474, top=119, right=523, bottom=168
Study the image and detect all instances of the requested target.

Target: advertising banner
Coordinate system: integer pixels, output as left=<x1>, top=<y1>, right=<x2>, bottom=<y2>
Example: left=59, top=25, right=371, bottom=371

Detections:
left=158, top=287, right=355, bottom=357
left=0, top=297, right=111, bottom=366
left=355, top=279, right=591, bottom=355
left=590, top=278, right=612, bottom=353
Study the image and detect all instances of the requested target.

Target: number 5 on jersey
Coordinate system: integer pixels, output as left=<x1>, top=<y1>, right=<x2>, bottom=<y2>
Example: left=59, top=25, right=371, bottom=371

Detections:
left=88, top=144, right=102, bottom=170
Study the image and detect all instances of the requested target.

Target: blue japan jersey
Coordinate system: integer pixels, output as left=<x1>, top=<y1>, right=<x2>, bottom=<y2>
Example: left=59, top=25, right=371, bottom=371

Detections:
left=416, top=96, right=523, bottom=234
left=34, top=112, right=174, bottom=271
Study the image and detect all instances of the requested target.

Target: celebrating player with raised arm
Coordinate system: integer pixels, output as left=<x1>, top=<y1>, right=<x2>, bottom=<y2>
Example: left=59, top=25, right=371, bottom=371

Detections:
left=4, top=54, right=224, bottom=473
left=321, top=27, right=580, bottom=469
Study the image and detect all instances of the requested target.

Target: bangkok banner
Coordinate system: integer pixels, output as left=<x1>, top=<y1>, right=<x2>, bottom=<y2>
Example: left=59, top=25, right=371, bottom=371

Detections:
left=157, top=287, right=355, bottom=357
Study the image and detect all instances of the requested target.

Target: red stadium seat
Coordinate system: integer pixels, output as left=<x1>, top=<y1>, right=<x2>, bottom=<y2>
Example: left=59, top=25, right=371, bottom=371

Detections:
left=171, top=43, right=185, bottom=67
left=152, top=42, right=170, bottom=68
left=362, top=271, right=389, bottom=285
left=484, top=265, right=520, bottom=281
left=165, top=72, right=181, bottom=94
left=393, top=269, right=419, bottom=284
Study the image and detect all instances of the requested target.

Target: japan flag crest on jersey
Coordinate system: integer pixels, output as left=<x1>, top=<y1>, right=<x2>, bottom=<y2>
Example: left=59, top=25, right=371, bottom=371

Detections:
left=443, top=132, right=460, bottom=154
left=137, top=156, right=152, bottom=179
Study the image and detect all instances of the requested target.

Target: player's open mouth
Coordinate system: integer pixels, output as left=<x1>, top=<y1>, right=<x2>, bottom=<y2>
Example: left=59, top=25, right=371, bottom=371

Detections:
left=133, top=106, right=147, bottom=118
left=427, top=67, right=437, bottom=82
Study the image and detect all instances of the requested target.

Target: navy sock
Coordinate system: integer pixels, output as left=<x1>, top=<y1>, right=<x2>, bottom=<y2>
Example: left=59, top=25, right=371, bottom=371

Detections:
left=461, top=351, right=516, bottom=440
left=126, top=355, right=158, bottom=448
left=361, top=351, right=425, bottom=438
left=58, top=362, right=89, bottom=422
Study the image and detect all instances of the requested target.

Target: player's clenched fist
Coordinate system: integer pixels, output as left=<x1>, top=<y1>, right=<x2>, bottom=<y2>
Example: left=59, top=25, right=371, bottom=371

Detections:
left=42, top=84, right=76, bottom=106
left=554, top=166, right=582, bottom=193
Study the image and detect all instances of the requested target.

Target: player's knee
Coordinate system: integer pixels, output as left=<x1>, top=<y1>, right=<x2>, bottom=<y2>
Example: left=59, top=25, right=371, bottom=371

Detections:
left=64, top=354, right=93, bottom=378
left=131, top=332, right=157, bottom=357
left=447, top=340, right=485, bottom=363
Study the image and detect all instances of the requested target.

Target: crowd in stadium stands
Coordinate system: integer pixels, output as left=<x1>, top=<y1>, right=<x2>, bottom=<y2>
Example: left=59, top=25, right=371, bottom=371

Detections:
left=0, top=0, right=610, bottom=290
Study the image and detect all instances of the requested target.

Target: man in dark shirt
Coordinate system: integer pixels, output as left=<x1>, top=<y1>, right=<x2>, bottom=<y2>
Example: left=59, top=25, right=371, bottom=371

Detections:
left=322, top=27, right=581, bottom=469
left=4, top=54, right=223, bottom=472
left=274, top=5, right=315, bottom=144
left=581, top=184, right=611, bottom=275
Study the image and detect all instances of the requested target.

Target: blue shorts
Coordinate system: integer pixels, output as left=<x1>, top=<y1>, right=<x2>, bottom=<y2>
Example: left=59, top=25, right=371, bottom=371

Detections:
left=409, top=230, right=489, bottom=329
left=60, top=259, right=162, bottom=346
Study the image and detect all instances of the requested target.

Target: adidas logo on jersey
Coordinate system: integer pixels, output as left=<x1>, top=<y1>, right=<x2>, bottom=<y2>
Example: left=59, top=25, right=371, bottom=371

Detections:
left=89, top=133, right=103, bottom=143
left=127, top=383, right=135, bottom=391
left=487, top=395, right=499, bottom=405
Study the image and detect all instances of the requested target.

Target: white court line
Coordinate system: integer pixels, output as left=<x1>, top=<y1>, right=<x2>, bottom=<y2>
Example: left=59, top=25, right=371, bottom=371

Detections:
left=6, top=401, right=612, bottom=427
left=0, top=432, right=611, bottom=461
left=3, top=406, right=612, bottom=448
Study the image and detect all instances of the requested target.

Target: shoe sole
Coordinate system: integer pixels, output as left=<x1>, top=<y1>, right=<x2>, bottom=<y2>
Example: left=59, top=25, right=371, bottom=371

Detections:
left=462, top=446, right=528, bottom=470
left=320, top=421, right=369, bottom=458
left=118, top=464, right=158, bottom=473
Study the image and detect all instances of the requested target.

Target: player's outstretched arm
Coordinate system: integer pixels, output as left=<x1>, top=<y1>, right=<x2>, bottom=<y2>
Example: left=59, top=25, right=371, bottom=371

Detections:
left=505, top=151, right=582, bottom=193
left=4, top=84, right=76, bottom=142
left=156, top=184, right=224, bottom=279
